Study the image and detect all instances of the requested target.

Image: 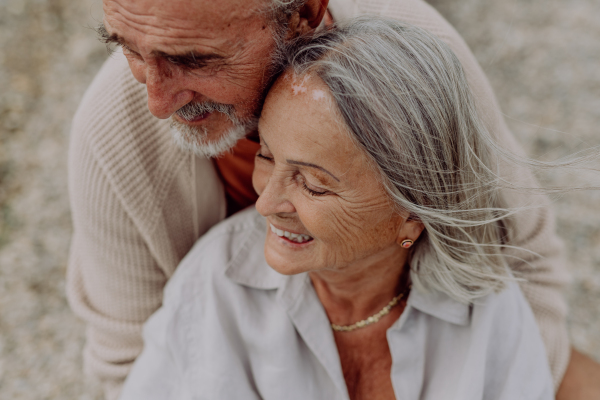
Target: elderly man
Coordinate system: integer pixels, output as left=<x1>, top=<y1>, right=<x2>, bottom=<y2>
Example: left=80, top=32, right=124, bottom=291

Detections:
left=67, top=0, right=600, bottom=399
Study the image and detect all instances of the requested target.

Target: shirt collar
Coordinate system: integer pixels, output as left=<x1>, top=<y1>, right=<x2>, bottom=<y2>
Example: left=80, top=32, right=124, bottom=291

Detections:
left=225, top=212, right=286, bottom=290
left=407, top=285, right=472, bottom=326
left=225, top=210, right=471, bottom=326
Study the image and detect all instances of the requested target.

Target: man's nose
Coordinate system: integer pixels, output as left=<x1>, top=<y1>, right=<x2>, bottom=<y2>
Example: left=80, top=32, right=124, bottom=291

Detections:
left=143, top=63, right=195, bottom=119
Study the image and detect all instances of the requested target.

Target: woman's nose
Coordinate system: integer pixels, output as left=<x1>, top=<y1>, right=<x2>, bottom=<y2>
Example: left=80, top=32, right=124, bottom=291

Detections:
left=255, top=173, right=296, bottom=217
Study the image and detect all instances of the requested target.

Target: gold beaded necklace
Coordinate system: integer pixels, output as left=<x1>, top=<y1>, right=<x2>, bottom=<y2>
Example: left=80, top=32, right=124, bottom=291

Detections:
left=331, top=285, right=411, bottom=332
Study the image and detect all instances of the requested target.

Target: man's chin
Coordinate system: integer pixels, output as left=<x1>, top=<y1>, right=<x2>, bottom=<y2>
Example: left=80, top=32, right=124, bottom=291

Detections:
left=169, top=118, right=248, bottom=158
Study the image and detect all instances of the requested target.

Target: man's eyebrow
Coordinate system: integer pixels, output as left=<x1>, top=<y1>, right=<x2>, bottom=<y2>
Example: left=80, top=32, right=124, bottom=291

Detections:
left=95, top=23, right=225, bottom=67
left=286, top=160, right=340, bottom=182
left=153, top=51, right=225, bottom=68
left=96, top=23, right=124, bottom=46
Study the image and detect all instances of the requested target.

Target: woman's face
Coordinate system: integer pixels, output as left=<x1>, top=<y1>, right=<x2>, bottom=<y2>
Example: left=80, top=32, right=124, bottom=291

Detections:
left=253, top=72, right=421, bottom=276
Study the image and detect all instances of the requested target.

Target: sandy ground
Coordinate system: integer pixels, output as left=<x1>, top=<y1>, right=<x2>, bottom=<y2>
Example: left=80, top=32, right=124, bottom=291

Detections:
left=0, top=0, right=598, bottom=398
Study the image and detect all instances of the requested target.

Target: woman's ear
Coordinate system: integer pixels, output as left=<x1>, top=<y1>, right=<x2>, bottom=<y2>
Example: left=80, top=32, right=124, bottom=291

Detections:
left=396, top=218, right=425, bottom=248
left=286, top=0, right=329, bottom=38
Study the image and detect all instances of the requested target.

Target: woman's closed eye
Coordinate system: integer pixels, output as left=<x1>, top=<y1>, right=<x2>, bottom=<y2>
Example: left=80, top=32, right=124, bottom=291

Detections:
left=302, top=182, right=328, bottom=196
left=256, top=151, right=330, bottom=196
left=297, top=174, right=329, bottom=196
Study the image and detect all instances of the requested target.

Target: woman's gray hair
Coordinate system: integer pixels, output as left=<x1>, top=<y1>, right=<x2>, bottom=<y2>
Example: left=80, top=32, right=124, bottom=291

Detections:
left=278, top=17, right=525, bottom=303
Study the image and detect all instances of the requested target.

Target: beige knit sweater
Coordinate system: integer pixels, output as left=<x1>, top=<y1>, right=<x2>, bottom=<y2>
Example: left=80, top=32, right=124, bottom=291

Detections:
left=67, top=0, right=571, bottom=398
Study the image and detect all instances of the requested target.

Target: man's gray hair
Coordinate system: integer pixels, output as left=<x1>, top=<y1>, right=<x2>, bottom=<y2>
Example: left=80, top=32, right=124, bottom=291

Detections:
left=269, top=0, right=306, bottom=15
left=279, top=17, right=522, bottom=303
left=264, top=0, right=308, bottom=40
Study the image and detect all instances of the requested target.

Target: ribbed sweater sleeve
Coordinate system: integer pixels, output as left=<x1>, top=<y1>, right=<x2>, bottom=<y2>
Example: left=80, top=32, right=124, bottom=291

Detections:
left=68, top=156, right=161, bottom=399
left=67, top=52, right=224, bottom=399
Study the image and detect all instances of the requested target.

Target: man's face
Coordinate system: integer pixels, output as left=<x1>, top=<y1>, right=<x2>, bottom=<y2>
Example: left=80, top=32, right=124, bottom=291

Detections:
left=102, top=0, right=281, bottom=156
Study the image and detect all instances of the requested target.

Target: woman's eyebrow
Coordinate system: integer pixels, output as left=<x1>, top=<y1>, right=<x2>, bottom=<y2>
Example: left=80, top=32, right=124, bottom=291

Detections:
left=286, top=160, right=340, bottom=182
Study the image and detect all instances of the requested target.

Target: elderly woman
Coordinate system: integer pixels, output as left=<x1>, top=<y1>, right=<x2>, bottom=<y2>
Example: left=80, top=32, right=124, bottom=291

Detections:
left=120, top=18, right=553, bottom=400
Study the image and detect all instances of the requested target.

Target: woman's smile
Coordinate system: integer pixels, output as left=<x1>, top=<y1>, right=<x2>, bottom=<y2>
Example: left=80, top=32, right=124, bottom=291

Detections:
left=268, top=222, right=314, bottom=244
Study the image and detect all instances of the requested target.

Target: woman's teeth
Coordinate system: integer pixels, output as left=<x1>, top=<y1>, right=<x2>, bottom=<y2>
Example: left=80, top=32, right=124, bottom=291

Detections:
left=270, top=224, right=313, bottom=243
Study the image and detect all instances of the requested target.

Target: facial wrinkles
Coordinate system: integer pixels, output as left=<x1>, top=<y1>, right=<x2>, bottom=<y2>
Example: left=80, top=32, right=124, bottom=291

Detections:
left=105, top=9, right=219, bottom=51
left=260, top=158, right=330, bottom=229
left=321, top=144, right=399, bottom=261
left=298, top=137, right=362, bottom=190
left=209, top=58, right=269, bottom=93
left=105, top=0, right=258, bottom=36
left=274, top=124, right=353, bottom=183
left=180, top=35, right=278, bottom=116
left=104, top=0, right=271, bottom=73
left=306, top=170, right=333, bottom=188
left=325, top=187, right=389, bottom=240
left=284, top=148, right=397, bottom=268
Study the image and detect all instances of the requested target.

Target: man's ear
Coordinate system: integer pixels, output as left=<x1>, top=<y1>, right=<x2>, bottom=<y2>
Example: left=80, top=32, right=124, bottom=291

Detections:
left=301, top=0, right=329, bottom=29
left=288, top=0, right=329, bottom=37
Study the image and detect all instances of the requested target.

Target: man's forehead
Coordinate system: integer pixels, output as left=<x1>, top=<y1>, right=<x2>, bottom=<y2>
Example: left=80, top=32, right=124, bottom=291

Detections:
left=103, top=0, right=272, bottom=57
left=103, top=0, right=268, bottom=33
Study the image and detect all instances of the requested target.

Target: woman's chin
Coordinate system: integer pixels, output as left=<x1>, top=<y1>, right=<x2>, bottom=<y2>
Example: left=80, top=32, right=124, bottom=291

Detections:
left=263, top=236, right=317, bottom=276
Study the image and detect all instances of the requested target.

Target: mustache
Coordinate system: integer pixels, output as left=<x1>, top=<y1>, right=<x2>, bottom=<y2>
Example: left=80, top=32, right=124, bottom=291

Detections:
left=175, top=101, right=238, bottom=123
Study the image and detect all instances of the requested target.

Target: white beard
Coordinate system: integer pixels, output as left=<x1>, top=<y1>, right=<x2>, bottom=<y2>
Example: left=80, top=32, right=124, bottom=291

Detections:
left=169, top=118, right=249, bottom=158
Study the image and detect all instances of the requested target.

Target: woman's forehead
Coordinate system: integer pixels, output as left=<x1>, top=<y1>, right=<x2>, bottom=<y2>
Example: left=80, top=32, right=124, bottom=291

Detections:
left=260, top=72, right=359, bottom=160
left=259, top=71, right=386, bottom=196
left=270, top=71, right=333, bottom=106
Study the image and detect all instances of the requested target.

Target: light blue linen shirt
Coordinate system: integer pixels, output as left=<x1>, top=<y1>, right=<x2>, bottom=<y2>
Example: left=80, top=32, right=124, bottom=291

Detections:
left=120, top=208, right=553, bottom=400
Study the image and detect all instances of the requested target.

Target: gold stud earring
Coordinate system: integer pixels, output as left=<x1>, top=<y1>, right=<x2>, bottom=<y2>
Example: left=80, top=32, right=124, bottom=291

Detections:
left=400, top=239, right=414, bottom=249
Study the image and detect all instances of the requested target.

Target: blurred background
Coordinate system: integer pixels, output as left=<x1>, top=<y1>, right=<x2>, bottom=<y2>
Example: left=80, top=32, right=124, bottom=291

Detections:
left=0, top=0, right=598, bottom=398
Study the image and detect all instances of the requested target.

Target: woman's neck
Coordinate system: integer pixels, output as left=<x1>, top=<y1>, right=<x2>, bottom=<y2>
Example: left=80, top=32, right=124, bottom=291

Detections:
left=309, top=246, right=410, bottom=327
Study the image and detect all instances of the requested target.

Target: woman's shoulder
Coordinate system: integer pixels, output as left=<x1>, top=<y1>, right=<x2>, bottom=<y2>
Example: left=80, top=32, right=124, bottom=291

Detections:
left=472, top=280, right=537, bottom=331
left=402, top=281, right=553, bottom=399
left=472, top=282, right=554, bottom=398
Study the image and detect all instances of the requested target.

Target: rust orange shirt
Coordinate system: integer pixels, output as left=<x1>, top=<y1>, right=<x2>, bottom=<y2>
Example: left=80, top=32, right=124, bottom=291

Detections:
left=212, top=137, right=260, bottom=216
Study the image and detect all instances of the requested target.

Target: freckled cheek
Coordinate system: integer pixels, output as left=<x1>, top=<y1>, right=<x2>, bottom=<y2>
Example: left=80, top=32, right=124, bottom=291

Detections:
left=358, top=211, right=404, bottom=255
left=295, top=201, right=358, bottom=247
left=320, top=203, right=398, bottom=259
left=328, top=212, right=369, bottom=253
left=318, top=214, right=372, bottom=267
